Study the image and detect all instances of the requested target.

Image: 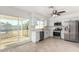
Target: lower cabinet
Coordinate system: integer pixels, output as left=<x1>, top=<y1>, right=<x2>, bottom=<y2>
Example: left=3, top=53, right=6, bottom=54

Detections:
left=31, top=31, right=40, bottom=43
left=31, top=30, right=49, bottom=43
left=31, top=30, right=44, bottom=43
left=44, top=30, right=49, bottom=39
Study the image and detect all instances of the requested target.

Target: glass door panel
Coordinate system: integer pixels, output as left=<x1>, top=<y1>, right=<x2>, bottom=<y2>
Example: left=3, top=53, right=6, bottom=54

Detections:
left=18, top=18, right=30, bottom=42
left=22, top=19, right=29, bottom=37
left=0, top=18, right=18, bottom=49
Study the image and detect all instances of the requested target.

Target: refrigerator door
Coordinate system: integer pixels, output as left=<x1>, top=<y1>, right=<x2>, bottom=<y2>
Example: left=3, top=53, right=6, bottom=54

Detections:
left=69, top=21, right=79, bottom=42
left=64, top=21, right=70, bottom=41
left=69, top=21, right=76, bottom=41
left=74, top=21, right=79, bottom=41
left=77, top=22, right=79, bottom=41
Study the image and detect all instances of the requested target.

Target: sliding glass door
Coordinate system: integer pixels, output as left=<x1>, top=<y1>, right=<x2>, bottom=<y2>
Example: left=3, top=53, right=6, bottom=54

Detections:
left=0, top=17, right=18, bottom=49
left=18, top=18, right=30, bottom=41
left=0, top=15, right=30, bottom=49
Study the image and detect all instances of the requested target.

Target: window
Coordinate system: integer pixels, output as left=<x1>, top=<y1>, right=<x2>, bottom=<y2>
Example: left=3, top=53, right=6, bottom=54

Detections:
left=35, top=20, right=44, bottom=29
left=31, top=18, right=47, bottom=29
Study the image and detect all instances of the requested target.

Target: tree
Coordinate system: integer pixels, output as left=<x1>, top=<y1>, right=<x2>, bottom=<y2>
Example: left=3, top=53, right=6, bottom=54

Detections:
left=23, top=21, right=29, bottom=30
left=4, top=22, right=12, bottom=33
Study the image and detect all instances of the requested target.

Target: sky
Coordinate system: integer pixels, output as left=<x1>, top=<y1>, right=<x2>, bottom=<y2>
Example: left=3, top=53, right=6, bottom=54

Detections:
left=0, top=18, right=29, bottom=25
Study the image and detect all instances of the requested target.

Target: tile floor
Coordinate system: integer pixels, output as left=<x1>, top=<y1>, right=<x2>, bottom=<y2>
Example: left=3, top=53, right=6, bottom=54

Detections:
left=1, top=38, right=79, bottom=52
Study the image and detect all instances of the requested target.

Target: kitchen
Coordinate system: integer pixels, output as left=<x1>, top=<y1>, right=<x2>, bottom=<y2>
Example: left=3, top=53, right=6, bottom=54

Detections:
left=31, top=6, right=79, bottom=44
left=1, top=6, right=79, bottom=52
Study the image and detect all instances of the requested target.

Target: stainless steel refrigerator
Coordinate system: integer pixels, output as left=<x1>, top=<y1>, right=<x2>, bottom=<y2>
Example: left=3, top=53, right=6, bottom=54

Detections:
left=64, top=20, right=79, bottom=42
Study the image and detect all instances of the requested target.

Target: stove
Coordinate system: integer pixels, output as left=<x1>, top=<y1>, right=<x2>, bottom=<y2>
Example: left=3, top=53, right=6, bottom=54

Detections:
left=53, top=28, right=62, bottom=38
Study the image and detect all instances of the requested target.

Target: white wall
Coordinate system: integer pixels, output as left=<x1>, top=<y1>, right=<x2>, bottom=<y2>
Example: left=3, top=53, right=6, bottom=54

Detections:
left=48, top=16, right=58, bottom=37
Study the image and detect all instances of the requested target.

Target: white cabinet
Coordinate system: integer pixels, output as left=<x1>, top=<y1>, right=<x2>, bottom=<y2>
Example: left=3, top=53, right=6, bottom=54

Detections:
left=31, top=31, right=40, bottom=43
left=61, top=30, right=64, bottom=39
left=49, top=27, right=54, bottom=37
left=31, top=28, right=50, bottom=43
left=44, top=29, right=49, bottom=39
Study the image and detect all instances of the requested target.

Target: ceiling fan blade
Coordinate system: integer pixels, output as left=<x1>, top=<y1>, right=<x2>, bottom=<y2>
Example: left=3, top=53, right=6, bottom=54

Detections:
left=57, top=13, right=60, bottom=16
left=58, top=11, right=66, bottom=13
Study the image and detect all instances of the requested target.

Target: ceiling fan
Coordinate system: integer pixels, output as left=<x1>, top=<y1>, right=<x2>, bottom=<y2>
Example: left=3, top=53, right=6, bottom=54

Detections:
left=51, top=10, right=66, bottom=16
left=48, top=6, right=66, bottom=16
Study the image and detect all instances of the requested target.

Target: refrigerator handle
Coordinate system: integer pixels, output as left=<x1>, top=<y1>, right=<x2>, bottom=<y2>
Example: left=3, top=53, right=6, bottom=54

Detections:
left=65, top=26, right=68, bottom=31
left=69, top=25, right=70, bottom=32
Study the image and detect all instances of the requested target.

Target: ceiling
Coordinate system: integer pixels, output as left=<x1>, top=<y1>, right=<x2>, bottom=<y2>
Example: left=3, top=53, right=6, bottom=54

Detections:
left=14, top=6, right=50, bottom=17
left=0, top=6, right=79, bottom=18
left=14, top=6, right=79, bottom=17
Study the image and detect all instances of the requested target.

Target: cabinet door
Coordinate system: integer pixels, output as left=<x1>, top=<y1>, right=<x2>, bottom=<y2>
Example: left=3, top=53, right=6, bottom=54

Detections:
left=44, top=30, right=49, bottom=39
